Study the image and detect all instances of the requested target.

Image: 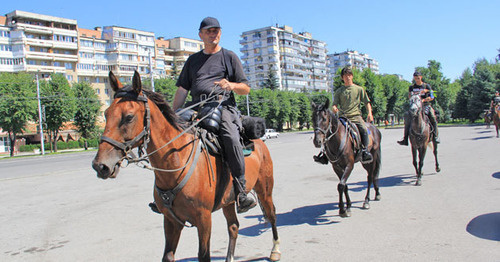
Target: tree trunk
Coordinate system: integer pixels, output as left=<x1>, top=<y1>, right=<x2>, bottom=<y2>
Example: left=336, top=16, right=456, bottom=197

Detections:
left=84, top=139, right=88, bottom=150
left=8, top=132, right=16, bottom=157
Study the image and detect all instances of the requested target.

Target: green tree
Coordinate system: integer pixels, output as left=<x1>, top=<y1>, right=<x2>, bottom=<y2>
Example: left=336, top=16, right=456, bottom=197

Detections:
left=151, top=77, right=178, bottom=102
left=73, top=82, right=101, bottom=150
left=453, top=68, right=473, bottom=119
left=297, top=92, right=311, bottom=129
left=362, top=69, right=386, bottom=123
left=41, top=74, right=76, bottom=152
left=381, top=74, right=409, bottom=122
left=261, top=68, right=279, bottom=90
left=467, top=59, right=496, bottom=122
left=0, top=72, right=37, bottom=156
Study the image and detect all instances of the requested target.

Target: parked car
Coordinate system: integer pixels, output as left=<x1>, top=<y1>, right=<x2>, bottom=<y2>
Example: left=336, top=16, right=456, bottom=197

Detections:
left=263, top=129, right=279, bottom=139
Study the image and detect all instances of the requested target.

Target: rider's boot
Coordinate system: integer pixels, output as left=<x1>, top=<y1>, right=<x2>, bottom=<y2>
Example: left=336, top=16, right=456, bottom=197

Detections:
left=234, top=176, right=257, bottom=213
left=313, top=151, right=329, bottom=165
left=397, top=119, right=410, bottom=146
left=361, top=148, right=373, bottom=164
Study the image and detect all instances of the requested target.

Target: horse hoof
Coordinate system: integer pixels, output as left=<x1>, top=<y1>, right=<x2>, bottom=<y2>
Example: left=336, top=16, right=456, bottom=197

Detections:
left=270, top=251, right=281, bottom=261
left=436, top=167, right=441, bottom=173
left=375, top=195, right=381, bottom=201
left=362, top=202, right=370, bottom=209
left=415, top=180, right=422, bottom=186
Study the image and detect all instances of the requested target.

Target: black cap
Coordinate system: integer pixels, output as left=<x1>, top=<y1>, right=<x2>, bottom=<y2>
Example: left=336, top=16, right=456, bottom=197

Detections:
left=413, top=71, right=422, bottom=76
left=199, top=17, right=220, bottom=30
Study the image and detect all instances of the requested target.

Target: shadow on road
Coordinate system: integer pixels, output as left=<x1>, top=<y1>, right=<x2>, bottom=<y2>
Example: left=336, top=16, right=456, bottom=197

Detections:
left=466, top=212, right=500, bottom=241
left=466, top=136, right=495, bottom=140
left=178, top=256, right=270, bottom=262
left=492, top=172, right=500, bottom=179
left=239, top=202, right=339, bottom=237
left=347, top=174, right=416, bottom=192
left=476, top=130, right=492, bottom=134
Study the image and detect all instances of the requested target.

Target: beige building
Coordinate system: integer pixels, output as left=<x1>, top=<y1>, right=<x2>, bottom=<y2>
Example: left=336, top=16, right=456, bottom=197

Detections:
left=0, top=10, right=203, bottom=113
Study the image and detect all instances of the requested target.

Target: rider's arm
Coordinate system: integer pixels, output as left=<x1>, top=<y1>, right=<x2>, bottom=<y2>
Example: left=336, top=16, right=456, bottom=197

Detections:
left=214, top=79, right=250, bottom=95
left=172, top=87, right=189, bottom=111
left=366, top=103, right=374, bottom=123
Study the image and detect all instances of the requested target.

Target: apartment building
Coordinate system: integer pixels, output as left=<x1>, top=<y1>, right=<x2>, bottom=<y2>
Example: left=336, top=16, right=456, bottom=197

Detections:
left=327, top=50, right=380, bottom=78
left=240, top=25, right=328, bottom=92
left=0, top=10, right=203, bottom=110
left=1, top=10, right=79, bottom=80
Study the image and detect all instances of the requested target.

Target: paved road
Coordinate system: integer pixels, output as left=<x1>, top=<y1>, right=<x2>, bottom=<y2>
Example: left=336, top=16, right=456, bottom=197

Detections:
left=1, top=125, right=499, bottom=261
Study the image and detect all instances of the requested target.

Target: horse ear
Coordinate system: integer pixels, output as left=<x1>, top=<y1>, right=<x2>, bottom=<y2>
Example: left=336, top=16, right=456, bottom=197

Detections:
left=109, top=71, right=122, bottom=92
left=324, top=98, right=330, bottom=108
left=132, top=70, right=142, bottom=94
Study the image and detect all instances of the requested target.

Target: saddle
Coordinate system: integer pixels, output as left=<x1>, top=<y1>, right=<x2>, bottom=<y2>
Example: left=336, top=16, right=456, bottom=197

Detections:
left=338, top=117, right=371, bottom=162
left=178, top=108, right=265, bottom=157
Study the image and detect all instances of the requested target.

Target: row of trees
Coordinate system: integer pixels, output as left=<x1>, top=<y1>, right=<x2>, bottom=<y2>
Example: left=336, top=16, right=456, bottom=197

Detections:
left=0, top=58, right=498, bottom=156
left=0, top=73, right=100, bottom=156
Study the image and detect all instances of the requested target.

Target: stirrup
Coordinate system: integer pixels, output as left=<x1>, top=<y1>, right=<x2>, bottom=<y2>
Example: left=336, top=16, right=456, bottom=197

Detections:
left=236, top=193, right=257, bottom=213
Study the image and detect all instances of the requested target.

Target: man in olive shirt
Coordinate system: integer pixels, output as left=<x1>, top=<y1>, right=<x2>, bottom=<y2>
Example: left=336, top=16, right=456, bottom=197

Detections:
left=314, top=67, right=374, bottom=164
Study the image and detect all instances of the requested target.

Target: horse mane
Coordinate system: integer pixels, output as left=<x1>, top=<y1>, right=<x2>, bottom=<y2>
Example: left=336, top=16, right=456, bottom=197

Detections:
left=142, top=90, right=181, bottom=131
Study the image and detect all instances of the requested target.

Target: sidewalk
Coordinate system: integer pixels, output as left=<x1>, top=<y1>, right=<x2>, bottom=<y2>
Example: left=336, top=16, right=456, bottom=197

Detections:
left=0, top=148, right=95, bottom=159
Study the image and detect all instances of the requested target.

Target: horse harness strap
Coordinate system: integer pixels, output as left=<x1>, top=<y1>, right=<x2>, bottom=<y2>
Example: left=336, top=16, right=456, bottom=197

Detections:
left=154, top=138, right=203, bottom=228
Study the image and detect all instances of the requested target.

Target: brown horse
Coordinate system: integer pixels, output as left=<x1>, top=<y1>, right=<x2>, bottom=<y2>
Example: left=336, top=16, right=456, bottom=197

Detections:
left=407, top=94, right=440, bottom=186
left=493, top=105, right=500, bottom=137
left=312, top=99, right=382, bottom=217
left=92, top=71, right=281, bottom=262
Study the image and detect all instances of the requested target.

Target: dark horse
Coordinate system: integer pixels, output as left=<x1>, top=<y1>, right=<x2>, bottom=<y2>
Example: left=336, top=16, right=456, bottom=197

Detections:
left=408, top=94, right=440, bottom=186
left=312, top=99, right=382, bottom=217
left=92, top=71, right=281, bottom=262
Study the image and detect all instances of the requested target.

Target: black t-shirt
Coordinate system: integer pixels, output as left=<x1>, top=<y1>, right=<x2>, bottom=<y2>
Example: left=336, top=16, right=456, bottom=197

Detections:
left=176, top=48, right=248, bottom=102
left=409, top=83, right=433, bottom=105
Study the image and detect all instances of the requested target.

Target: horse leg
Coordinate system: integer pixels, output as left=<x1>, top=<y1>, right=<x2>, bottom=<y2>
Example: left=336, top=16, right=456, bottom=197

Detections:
left=253, top=174, right=281, bottom=261
left=411, top=146, right=419, bottom=184
left=196, top=211, right=212, bottom=262
left=363, top=171, right=372, bottom=210
left=373, top=148, right=382, bottom=201
left=416, top=147, right=427, bottom=186
left=344, top=184, right=352, bottom=216
left=222, top=204, right=239, bottom=262
left=433, top=140, right=440, bottom=173
left=336, top=164, right=353, bottom=217
left=162, top=216, right=183, bottom=262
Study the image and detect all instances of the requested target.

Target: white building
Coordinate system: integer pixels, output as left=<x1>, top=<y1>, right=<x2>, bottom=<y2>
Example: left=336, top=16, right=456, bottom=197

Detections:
left=327, top=50, right=380, bottom=85
left=240, top=25, right=328, bottom=92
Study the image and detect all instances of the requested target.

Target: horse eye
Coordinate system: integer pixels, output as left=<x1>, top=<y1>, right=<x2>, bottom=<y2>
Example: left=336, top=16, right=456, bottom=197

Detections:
left=124, top=114, right=134, bottom=123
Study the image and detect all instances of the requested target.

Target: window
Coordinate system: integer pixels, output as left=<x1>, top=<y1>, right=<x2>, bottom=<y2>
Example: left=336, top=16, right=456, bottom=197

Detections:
left=65, top=62, right=73, bottom=69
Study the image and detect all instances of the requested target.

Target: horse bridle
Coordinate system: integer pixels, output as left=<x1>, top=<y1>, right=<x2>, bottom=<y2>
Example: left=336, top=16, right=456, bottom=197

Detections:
left=99, top=86, right=151, bottom=164
left=314, top=109, right=340, bottom=142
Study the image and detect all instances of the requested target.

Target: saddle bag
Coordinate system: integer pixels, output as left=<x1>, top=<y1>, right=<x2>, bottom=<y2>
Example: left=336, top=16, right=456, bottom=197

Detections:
left=197, top=102, right=223, bottom=133
left=241, top=115, right=266, bottom=139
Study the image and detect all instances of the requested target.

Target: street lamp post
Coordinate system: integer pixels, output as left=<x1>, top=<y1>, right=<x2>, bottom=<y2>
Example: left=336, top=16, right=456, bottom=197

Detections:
left=36, top=74, right=45, bottom=155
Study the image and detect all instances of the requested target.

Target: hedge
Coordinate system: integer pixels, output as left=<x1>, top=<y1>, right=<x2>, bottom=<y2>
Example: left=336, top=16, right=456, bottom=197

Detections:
left=18, top=138, right=99, bottom=152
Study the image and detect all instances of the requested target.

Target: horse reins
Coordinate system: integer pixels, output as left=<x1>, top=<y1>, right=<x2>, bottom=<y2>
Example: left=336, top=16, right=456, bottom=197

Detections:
left=316, top=110, right=346, bottom=163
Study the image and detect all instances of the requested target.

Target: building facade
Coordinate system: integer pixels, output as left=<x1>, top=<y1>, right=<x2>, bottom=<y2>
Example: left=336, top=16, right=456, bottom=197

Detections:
left=240, top=25, right=328, bottom=92
left=0, top=10, right=203, bottom=110
left=326, top=50, right=380, bottom=85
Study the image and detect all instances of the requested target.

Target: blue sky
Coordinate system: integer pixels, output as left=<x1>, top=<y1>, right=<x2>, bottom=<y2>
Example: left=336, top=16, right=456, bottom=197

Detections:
left=2, top=0, right=499, bottom=81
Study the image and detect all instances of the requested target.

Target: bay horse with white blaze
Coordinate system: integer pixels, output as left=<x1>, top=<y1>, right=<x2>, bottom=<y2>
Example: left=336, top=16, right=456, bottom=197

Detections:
left=312, top=99, right=382, bottom=217
left=407, top=94, right=440, bottom=186
left=92, top=71, right=281, bottom=262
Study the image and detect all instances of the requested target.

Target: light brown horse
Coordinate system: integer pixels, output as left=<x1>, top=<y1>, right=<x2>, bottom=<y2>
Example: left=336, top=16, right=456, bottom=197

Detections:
left=92, top=71, right=281, bottom=262
left=493, top=105, right=500, bottom=137
left=408, top=94, right=440, bottom=186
